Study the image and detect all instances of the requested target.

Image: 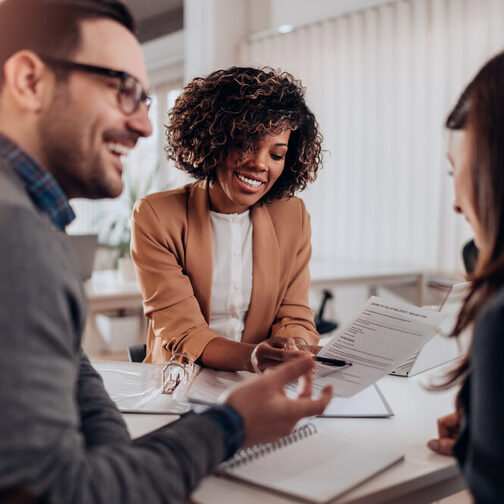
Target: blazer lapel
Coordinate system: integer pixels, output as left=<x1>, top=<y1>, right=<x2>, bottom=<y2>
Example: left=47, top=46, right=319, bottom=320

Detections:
left=243, top=204, right=281, bottom=342
left=185, top=181, right=213, bottom=322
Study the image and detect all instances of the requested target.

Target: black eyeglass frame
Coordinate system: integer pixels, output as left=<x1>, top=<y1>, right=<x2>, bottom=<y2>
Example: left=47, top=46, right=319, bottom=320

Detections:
left=39, top=55, right=152, bottom=115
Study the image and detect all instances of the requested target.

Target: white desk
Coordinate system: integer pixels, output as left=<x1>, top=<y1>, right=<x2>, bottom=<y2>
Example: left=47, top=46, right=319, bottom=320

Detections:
left=86, top=261, right=425, bottom=310
left=85, top=269, right=143, bottom=312
left=310, top=259, right=425, bottom=306
left=124, top=367, right=465, bottom=504
left=84, top=261, right=425, bottom=315
left=84, top=262, right=425, bottom=352
left=83, top=270, right=144, bottom=354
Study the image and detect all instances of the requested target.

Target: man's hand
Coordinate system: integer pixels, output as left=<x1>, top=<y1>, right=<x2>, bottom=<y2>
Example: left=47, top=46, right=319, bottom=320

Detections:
left=224, top=356, right=333, bottom=447
left=250, top=337, right=314, bottom=373
left=427, top=410, right=461, bottom=455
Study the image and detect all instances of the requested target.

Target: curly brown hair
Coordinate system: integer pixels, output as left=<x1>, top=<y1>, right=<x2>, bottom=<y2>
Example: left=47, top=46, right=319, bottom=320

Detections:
left=166, top=66, right=323, bottom=203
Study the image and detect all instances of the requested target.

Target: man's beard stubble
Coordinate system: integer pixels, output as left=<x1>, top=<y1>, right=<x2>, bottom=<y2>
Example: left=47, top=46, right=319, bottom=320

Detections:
left=38, top=89, right=122, bottom=200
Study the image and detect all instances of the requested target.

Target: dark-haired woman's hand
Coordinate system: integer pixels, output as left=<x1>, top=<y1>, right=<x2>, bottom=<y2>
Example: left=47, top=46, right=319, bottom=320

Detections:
left=250, top=337, right=311, bottom=373
left=427, top=410, right=461, bottom=455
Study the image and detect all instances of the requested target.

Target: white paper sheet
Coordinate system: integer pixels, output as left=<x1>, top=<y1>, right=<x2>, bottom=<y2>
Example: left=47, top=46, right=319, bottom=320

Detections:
left=312, top=296, right=447, bottom=397
left=187, top=369, right=254, bottom=404
left=320, top=385, right=393, bottom=417
left=188, top=369, right=393, bottom=417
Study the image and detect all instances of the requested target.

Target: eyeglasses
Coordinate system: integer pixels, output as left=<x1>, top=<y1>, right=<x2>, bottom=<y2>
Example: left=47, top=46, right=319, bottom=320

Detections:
left=39, top=56, right=152, bottom=115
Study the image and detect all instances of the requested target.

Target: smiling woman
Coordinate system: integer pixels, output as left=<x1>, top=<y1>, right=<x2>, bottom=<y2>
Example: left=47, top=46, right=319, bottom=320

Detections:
left=131, top=66, right=323, bottom=371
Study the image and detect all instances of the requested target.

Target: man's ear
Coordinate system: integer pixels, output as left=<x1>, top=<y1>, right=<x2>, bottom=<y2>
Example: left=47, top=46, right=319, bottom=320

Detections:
left=3, top=51, right=54, bottom=113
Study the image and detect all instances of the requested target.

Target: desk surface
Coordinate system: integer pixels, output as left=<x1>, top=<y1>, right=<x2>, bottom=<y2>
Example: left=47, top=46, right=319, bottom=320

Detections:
left=84, top=270, right=144, bottom=354
left=124, top=366, right=464, bottom=504
left=310, top=258, right=423, bottom=285
left=85, top=269, right=141, bottom=302
left=87, top=261, right=424, bottom=298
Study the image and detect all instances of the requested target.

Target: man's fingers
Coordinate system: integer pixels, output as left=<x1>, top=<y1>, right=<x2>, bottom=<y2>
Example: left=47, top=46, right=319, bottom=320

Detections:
left=297, top=369, right=313, bottom=398
left=427, top=437, right=455, bottom=456
left=295, top=385, right=333, bottom=417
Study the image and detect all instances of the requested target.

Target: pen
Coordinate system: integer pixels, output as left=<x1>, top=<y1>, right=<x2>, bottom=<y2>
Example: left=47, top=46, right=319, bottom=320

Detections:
left=314, top=356, right=352, bottom=367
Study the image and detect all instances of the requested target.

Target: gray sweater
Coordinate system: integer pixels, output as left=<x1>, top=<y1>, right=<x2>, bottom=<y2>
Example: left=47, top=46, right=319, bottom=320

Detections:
left=0, top=161, right=226, bottom=503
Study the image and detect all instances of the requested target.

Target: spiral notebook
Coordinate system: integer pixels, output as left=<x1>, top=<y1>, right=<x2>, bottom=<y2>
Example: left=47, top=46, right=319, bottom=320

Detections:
left=217, top=424, right=403, bottom=504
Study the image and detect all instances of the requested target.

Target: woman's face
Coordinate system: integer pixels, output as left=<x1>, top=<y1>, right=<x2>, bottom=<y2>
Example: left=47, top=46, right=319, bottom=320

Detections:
left=447, top=129, right=484, bottom=248
left=209, top=130, right=291, bottom=214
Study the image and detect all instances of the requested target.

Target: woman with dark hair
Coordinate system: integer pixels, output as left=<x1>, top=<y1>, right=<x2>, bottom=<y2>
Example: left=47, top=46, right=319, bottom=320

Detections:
left=427, top=53, right=504, bottom=502
left=131, top=67, right=323, bottom=372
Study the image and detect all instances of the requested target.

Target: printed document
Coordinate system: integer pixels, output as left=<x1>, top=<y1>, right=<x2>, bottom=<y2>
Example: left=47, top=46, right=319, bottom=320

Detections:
left=188, top=369, right=393, bottom=417
left=312, top=296, right=447, bottom=397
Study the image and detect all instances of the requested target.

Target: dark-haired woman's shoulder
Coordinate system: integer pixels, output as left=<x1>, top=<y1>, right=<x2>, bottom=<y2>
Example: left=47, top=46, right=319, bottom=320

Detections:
left=473, top=285, right=504, bottom=349
left=466, top=284, right=504, bottom=503
left=472, top=284, right=504, bottom=378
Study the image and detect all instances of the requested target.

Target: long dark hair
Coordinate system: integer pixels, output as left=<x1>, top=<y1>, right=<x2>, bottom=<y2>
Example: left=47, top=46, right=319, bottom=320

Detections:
left=0, top=0, right=135, bottom=88
left=443, top=52, right=504, bottom=389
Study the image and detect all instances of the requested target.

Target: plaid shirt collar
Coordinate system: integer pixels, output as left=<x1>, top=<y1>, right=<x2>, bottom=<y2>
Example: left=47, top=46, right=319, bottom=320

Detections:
left=0, top=133, right=75, bottom=230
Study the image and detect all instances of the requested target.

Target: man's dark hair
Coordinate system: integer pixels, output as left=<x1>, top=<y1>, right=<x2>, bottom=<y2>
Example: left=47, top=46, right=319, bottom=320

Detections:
left=0, top=0, right=135, bottom=87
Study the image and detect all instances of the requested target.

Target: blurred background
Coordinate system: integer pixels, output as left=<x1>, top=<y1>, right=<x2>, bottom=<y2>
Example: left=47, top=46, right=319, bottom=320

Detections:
left=69, top=0, right=503, bottom=353
left=70, top=0, right=503, bottom=274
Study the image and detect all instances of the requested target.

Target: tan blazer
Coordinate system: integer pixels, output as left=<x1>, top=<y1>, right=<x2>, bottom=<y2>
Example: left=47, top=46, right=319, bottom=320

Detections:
left=131, top=181, right=319, bottom=363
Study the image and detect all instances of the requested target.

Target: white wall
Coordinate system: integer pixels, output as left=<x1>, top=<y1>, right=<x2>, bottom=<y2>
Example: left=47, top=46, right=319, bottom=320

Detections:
left=143, top=30, right=184, bottom=86
left=270, top=0, right=395, bottom=30
left=239, top=0, right=504, bottom=274
left=184, top=0, right=249, bottom=82
left=182, top=0, right=394, bottom=82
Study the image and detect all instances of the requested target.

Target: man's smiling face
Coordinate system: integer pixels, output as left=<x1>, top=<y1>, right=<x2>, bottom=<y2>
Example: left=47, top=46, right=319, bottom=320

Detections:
left=38, top=17, right=152, bottom=199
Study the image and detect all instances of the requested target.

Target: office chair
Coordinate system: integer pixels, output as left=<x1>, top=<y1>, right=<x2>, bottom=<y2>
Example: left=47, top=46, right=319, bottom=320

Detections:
left=128, top=344, right=147, bottom=363
left=314, top=290, right=338, bottom=335
left=462, top=239, right=478, bottom=275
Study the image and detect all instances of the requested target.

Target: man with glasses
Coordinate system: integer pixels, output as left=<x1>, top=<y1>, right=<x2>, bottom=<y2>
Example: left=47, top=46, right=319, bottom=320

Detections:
left=39, top=56, right=153, bottom=115
left=0, top=0, right=331, bottom=503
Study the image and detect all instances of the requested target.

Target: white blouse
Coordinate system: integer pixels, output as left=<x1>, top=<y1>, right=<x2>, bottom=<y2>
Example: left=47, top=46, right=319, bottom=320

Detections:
left=208, top=210, right=253, bottom=342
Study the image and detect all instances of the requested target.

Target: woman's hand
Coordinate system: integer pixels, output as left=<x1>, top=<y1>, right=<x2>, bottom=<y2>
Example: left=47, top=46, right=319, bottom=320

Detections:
left=427, top=410, right=461, bottom=455
left=250, top=337, right=314, bottom=373
left=293, top=338, right=323, bottom=356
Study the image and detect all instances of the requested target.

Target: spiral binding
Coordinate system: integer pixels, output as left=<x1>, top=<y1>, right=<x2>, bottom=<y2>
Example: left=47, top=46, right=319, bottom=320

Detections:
left=222, top=423, right=317, bottom=470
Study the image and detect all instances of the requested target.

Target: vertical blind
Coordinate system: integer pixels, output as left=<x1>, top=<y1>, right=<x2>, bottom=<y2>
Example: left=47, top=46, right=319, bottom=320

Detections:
left=239, top=0, right=504, bottom=272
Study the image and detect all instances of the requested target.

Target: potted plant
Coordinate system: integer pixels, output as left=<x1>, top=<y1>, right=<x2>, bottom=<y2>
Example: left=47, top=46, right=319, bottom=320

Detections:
left=98, top=159, right=169, bottom=281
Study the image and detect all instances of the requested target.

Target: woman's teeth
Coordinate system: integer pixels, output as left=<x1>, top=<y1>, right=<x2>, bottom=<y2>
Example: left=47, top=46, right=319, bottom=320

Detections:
left=106, top=143, right=132, bottom=156
left=236, top=173, right=263, bottom=187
